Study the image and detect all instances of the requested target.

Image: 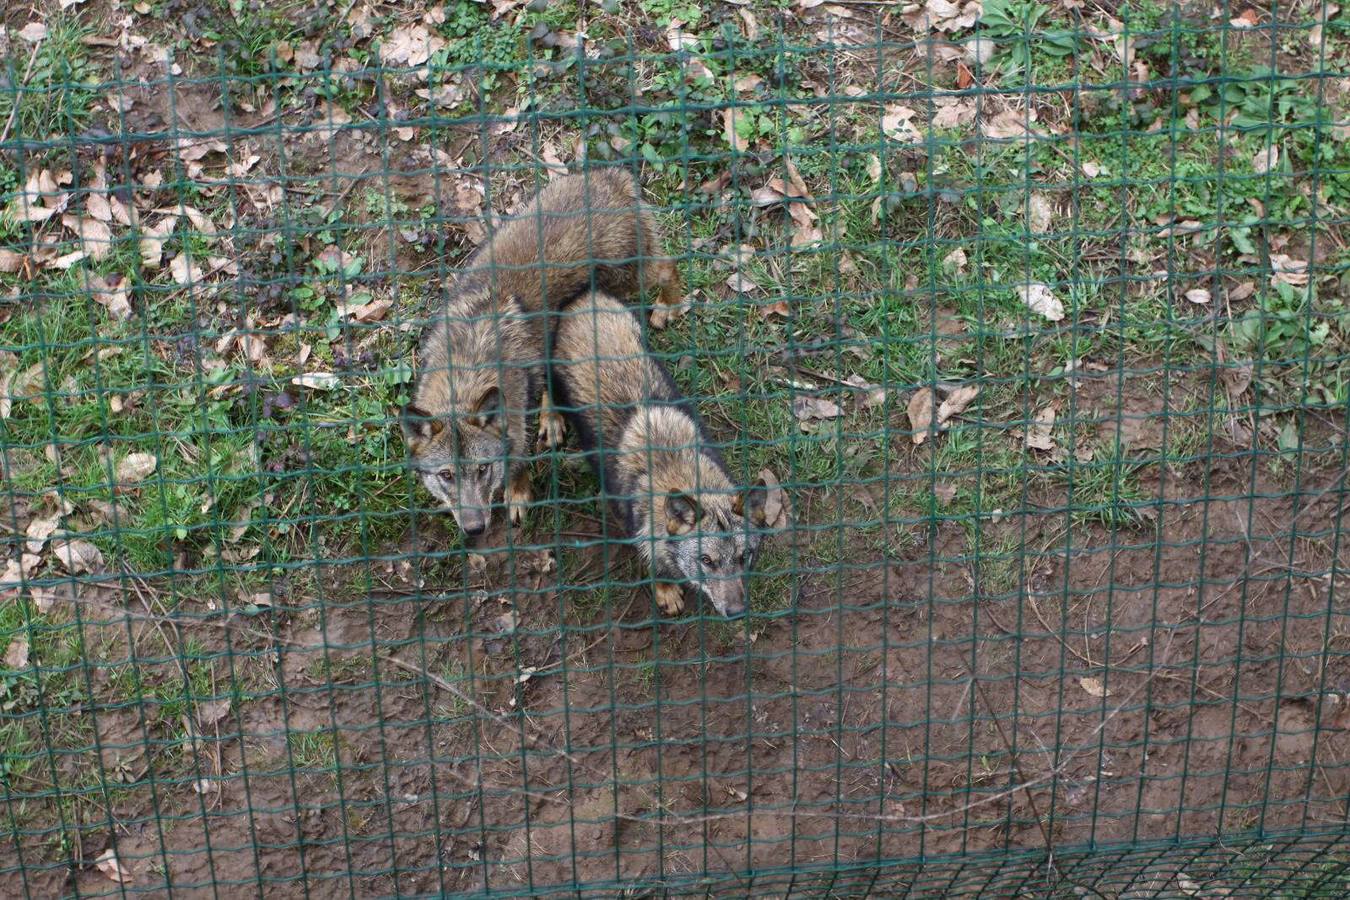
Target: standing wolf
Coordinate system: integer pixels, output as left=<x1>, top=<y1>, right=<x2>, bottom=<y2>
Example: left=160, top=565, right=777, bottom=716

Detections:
left=550, top=290, right=769, bottom=617
left=402, top=170, right=682, bottom=536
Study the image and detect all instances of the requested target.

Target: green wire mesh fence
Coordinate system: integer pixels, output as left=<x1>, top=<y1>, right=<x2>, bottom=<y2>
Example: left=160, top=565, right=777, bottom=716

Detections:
left=2, top=3, right=1350, bottom=896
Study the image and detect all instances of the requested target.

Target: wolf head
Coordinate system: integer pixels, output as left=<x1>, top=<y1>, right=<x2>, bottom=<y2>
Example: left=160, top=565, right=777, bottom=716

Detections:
left=402, top=385, right=510, bottom=537
left=659, top=477, right=770, bottom=617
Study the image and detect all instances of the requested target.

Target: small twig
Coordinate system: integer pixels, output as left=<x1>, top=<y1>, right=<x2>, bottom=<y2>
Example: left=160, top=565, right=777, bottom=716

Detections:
left=1027, top=594, right=1095, bottom=669
left=0, top=38, right=42, bottom=147
left=322, top=163, right=372, bottom=216
left=968, top=672, right=1055, bottom=852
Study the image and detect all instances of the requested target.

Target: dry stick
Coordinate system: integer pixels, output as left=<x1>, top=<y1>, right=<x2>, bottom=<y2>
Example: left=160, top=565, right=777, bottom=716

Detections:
left=967, top=672, right=1055, bottom=852
left=1027, top=594, right=1095, bottom=669
left=0, top=38, right=42, bottom=146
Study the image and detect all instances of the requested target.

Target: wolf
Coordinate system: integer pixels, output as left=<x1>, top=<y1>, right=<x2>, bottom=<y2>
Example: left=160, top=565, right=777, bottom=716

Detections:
left=550, top=290, right=769, bottom=617
left=403, top=169, right=682, bottom=536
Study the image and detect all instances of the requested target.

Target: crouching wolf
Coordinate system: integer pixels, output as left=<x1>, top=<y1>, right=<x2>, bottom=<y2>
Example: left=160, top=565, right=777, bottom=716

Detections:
left=402, top=170, right=682, bottom=537
left=550, top=290, right=770, bottom=617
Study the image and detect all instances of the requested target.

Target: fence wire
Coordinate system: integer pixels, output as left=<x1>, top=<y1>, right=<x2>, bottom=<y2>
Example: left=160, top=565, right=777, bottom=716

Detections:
left=2, top=4, right=1350, bottom=897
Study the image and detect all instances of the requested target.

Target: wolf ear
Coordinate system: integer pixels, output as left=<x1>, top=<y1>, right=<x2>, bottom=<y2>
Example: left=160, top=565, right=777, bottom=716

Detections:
left=401, top=403, right=445, bottom=449
left=465, top=386, right=502, bottom=429
left=736, top=477, right=770, bottom=527
left=665, top=493, right=700, bottom=535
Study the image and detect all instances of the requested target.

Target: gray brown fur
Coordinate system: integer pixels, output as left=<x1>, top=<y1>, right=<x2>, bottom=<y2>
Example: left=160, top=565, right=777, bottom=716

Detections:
left=550, top=291, right=768, bottom=617
left=403, top=170, right=682, bottom=536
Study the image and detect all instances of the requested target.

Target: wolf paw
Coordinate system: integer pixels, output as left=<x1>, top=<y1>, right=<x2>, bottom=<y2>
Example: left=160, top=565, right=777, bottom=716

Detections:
left=654, top=583, right=685, bottom=616
left=648, top=305, right=672, bottom=330
left=538, top=408, right=566, bottom=450
left=508, top=480, right=532, bottom=527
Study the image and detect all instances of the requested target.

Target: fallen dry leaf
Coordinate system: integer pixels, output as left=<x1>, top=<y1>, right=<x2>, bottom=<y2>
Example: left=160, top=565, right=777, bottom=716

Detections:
left=1229, top=281, right=1256, bottom=302
left=932, top=99, right=977, bottom=129
left=756, top=468, right=789, bottom=530
left=95, top=848, right=132, bottom=884
left=733, top=73, right=763, bottom=94
left=907, top=387, right=935, bottom=445
left=0, top=559, right=23, bottom=598
left=1269, top=254, right=1309, bottom=287
left=86, top=191, right=112, bottom=223
left=90, top=274, right=133, bottom=320
left=1223, top=361, right=1254, bottom=403
left=18, top=22, right=48, bottom=42
left=759, top=299, right=791, bottom=319
left=752, top=163, right=820, bottom=247
left=737, top=8, right=760, bottom=40
left=937, top=384, right=979, bottom=422
left=3, top=635, right=29, bottom=670
left=292, top=372, right=340, bottom=391
left=31, top=588, right=57, bottom=614
left=1184, top=288, right=1211, bottom=305
left=169, top=252, right=203, bottom=286
left=177, top=205, right=218, bottom=236
left=338, top=296, right=392, bottom=323
left=26, top=515, right=60, bottom=554
left=140, top=216, right=178, bottom=269
left=699, top=171, right=732, bottom=194
left=1027, top=194, right=1054, bottom=234
left=901, top=0, right=982, bottom=33
left=882, top=105, right=922, bottom=143
left=726, top=271, right=760, bottom=294
left=1252, top=143, right=1279, bottom=175
left=1025, top=405, right=1057, bottom=451
left=943, top=247, right=968, bottom=274
left=981, top=108, right=1040, bottom=141
left=50, top=250, right=88, bottom=270
left=934, top=482, right=958, bottom=506
left=665, top=27, right=714, bottom=81
left=116, top=452, right=157, bottom=484
left=53, top=538, right=104, bottom=575
left=0, top=249, right=25, bottom=273
left=866, top=155, right=882, bottom=183
left=196, top=698, right=231, bottom=726
left=793, top=395, right=843, bottom=430
left=381, top=25, right=446, bottom=66
left=1017, top=282, right=1065, bottom=322
left=723, top=107, right=749, bottom=152
left=1231, top=8, right=1260, bottom=28
left=1080, top=676, right=1111, bottom=698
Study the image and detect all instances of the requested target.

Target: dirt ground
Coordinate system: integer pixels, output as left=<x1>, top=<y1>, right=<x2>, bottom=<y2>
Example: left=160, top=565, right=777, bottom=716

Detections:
left=8, top=382, right=1350, bottom=898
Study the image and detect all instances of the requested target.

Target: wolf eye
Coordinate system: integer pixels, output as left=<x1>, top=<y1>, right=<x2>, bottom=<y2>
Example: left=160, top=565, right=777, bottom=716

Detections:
left=477, top=463, right=490, bottom=478
left=438, top=469, right=454, bottom=482
left=700, top=554, right=714, bottom=567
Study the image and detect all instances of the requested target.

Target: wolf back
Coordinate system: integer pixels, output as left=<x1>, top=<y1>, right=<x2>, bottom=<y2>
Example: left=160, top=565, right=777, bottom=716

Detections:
left=550, top=290, right=768, bottom=617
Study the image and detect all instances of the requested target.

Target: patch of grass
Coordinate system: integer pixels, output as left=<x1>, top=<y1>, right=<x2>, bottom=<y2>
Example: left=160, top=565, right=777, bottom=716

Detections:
left=307, top=654, right=374, bottom=686
left=0, top=16, right=99, bottom=140
left=200, top=0, right=318, bottom=76
left=288, top=728, right=339, bottom=773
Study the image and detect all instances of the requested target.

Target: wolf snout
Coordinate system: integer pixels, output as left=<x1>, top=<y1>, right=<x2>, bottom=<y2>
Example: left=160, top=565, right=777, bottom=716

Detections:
left=713, top=581, right=749, bottom=618
left=457, top=510, right=490, bottom=536
left=721, top=596, right=748, bottom=618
